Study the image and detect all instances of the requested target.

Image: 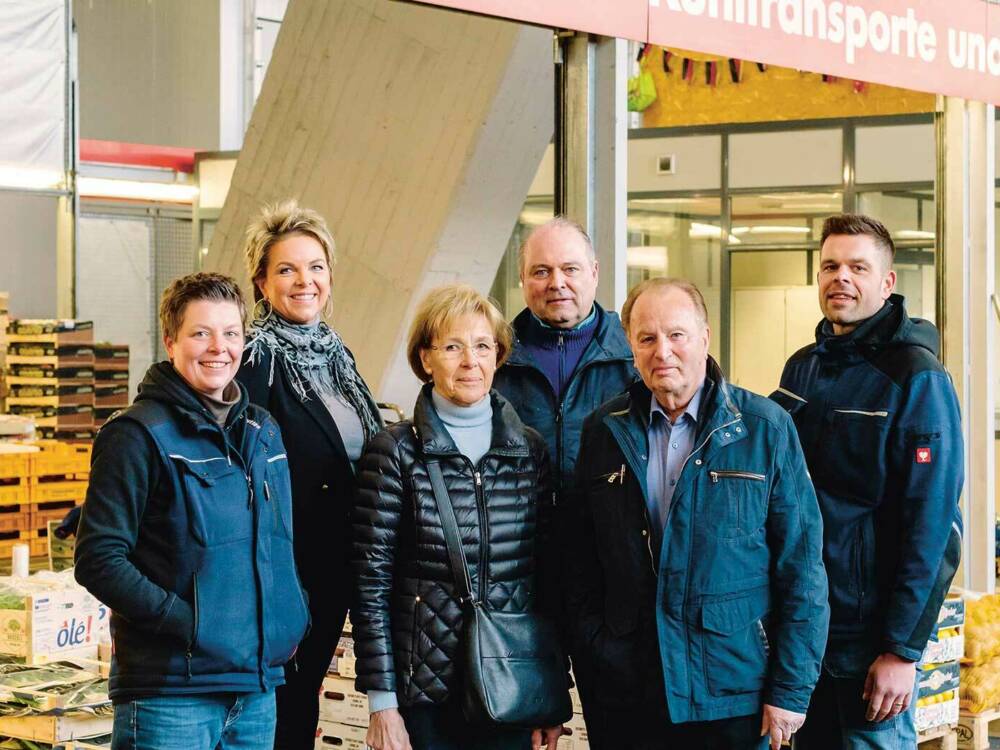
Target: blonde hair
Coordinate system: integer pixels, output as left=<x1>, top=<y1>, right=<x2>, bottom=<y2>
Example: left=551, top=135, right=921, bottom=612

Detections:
left=621, top=277, right=709, bottom=335
left=243, top=199, right=336, bottom=303
left=406, top=284, right=513, bottom=382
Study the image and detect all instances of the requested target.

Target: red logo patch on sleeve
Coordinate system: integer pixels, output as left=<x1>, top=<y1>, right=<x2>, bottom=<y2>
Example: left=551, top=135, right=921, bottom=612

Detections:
left=915, top=447, right=932, bottom=464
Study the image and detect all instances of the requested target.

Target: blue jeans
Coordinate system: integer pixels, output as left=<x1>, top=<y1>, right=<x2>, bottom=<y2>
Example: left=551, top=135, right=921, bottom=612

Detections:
left=794, top=671, right=918, bottom=750
left=111, top=691, right=276, bottom=750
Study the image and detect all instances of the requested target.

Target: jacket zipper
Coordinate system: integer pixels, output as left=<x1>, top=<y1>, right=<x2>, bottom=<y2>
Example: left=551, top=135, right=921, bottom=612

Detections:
left=473, top=469, right=488, bottom=604
left=187, top=573, right=200, bottom=680
left=857, top=525, right=866, bottom=622
left=709, top=470, right=765, bottom=483
left=408, top=595, right=421, bottom=682
left=757, top=619, right=770, bottom=656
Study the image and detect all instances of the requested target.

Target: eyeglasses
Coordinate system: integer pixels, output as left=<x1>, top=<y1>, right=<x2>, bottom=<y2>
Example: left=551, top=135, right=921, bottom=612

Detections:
left=428, top=341, right=498, bottom=360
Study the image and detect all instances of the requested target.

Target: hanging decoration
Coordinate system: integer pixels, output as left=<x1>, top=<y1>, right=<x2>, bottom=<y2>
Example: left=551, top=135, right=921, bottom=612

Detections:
left=627, top=44, right=658, bottom=112
left=656, top=46, right=873, bottom=95
left=729, top=58, right=743, bottom=84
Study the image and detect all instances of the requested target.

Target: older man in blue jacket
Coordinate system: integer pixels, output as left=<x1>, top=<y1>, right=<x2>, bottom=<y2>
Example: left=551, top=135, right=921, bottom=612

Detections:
left=773, top=214, right=964, bottom=749
left=565, top=277, right=829, bottom=750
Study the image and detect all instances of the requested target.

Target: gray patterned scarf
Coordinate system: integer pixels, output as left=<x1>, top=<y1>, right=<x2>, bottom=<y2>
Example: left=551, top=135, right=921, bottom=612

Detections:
left=245, top=314, right=381, bottom=442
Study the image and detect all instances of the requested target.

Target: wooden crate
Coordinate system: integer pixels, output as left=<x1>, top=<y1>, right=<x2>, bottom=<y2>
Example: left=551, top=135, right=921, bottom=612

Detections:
left=0, top=453, right=30, bottom=481
left=0, top=478, right=29, bottom=506
left=958, top=707, right=1000, bottom=749
left=920, top=724, right=959, bottom=749
left=0, top=503, right=31, bottom=533
left=31, top=498, right=78, bottom=530
left=29, top=477, right=88, bottom=503
left=30, top=442, right=91, bottom=476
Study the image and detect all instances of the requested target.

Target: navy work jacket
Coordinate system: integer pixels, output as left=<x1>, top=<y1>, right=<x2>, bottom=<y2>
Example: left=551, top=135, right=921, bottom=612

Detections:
left=493, top=302, right=636, bottom=492
left=772, top=295, right=963, bottom=676
left=75, top=363, right=309, bottom=701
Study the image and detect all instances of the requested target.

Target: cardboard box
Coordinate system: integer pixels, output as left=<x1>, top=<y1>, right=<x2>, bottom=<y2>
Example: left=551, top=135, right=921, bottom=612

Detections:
left=7, top=366, right=95, bottom=384
left=915, top=694, right=959, bottom=733
left=6, top=343, right=95, bottom=366
left=331, top=635, right=356, bottom=678
left=0, top=713, right=112, bottom=742
left=558, top=712, right=590, bottom=749
left=923, top=630, right=964, bottom=664
left=0, top=586, right=109, bottom=663
left=6, top=405, right=93, bottom=428
left=919, top=661, right=960, bottom=699
left=7, top=384, right=95, bottom=407
left=319, top=675, right=368, bottom=728
left=7, top=320, right=93, bottom=344
left=316, top=720, right=367, bottom=750
left=938, top=595, right=965, bottom=630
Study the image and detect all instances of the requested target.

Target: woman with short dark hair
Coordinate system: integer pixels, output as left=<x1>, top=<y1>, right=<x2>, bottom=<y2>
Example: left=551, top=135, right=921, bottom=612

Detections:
left=75, top=271, right=308, bottom=749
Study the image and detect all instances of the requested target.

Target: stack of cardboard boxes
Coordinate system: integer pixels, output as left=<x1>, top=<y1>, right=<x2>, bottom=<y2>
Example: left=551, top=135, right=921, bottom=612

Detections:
left=0, top=293, right=8, bottom=412
left=93, top=344, right=129, bottom=429
left=4, top=321, right=96, bottom=444
left=315, top=620, right=590, bottom=749
left=917, top=595, right=964, bottom=734
left=0, top=572, right=112, bottom=745
left=317, top=619, right=368, bottom=749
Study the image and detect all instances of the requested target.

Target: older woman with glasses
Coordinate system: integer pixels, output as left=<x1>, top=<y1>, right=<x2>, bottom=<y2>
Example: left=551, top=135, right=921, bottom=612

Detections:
left=351, top=284, right=569, bottom=750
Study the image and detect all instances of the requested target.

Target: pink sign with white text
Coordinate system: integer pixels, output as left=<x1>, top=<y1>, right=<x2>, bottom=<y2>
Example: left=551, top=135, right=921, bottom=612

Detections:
left=647, top=0, right=1000, bottom=103
left=414, top=0, right=1000, bottom=103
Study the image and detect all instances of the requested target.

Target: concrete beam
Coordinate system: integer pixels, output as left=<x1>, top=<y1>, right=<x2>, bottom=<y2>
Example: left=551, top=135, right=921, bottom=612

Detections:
left=205, top=0, right=553, bottom=408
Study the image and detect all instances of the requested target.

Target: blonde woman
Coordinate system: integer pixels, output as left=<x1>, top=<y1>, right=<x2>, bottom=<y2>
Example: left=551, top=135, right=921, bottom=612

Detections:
left=237, top=200, right=381, bottom=749
left=352, top=284, right=568, bottom=750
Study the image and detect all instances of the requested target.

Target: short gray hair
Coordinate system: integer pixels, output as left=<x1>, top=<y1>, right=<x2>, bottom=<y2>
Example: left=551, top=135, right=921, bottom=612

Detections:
left=518, top=216, right=596, bottom=270
left=621, top=277, right=709, bottom=334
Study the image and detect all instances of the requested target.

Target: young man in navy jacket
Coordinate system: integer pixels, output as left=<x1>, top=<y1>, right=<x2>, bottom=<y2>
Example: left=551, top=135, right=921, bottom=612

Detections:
left=772, top=214, right=963, bottom=748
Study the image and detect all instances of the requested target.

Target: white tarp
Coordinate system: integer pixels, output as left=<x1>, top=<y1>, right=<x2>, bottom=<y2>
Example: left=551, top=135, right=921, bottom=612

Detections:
left=0, top=0, right=66, bottom=179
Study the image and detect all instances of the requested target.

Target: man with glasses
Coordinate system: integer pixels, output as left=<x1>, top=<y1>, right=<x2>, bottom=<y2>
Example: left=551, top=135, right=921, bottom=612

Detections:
left=772, top=214, right=964, bottom=748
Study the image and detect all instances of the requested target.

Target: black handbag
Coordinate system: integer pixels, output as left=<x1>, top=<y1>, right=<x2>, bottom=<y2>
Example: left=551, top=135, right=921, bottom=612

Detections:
left=426, top=460, right=572, bottom=729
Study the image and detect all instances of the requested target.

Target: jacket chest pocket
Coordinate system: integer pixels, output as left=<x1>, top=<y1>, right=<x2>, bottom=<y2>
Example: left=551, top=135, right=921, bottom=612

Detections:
left=701, top=470, right=767, bottom=538
left=821, top=409, right=892, bottom=504
left=171, top=456, right=252, bottom=546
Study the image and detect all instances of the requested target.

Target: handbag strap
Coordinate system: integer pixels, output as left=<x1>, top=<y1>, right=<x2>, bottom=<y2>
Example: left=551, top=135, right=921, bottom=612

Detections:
left=426, top=460, right=476, bottom=605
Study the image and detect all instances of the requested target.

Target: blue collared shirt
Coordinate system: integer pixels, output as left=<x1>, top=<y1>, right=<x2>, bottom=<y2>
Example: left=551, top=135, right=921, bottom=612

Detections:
left=646, top=384, right=703, bottom=547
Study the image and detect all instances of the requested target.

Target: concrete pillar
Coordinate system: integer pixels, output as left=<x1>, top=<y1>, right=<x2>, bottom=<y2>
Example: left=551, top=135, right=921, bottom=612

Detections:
left=937, top=96, right=996, bottom=593
left=558, top=33, right=628, bottom=312
left=205, top=0, right=553, bottom=408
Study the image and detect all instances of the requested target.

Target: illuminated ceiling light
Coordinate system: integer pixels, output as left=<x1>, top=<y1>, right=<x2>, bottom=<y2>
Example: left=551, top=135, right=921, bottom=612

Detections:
left=690, top=222, right=741, bottom=244
left=627, top=246, right=668, bottom=269
left=747, top=226, right=811, bottom=235
left=0, top=166, right=65, bottom=191
left=77, top=177, right=199, bottom=203
left=895, top=230, right=935, bottom=240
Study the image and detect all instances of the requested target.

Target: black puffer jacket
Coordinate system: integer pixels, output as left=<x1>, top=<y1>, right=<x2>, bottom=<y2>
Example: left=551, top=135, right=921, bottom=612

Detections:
left=351, top=385, right=555, bottom=706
